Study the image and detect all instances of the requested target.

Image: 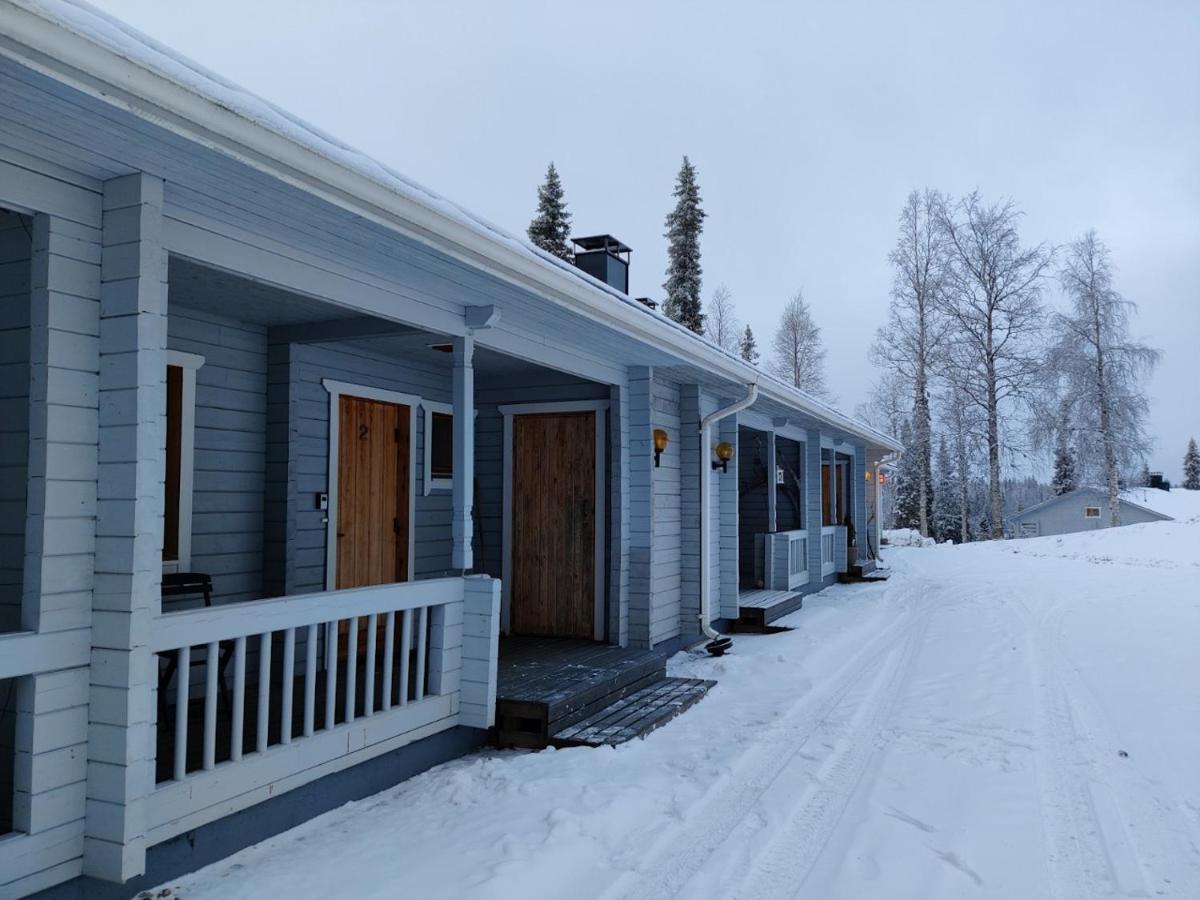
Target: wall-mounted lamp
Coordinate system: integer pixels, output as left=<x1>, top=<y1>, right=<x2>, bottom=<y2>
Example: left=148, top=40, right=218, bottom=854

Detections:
left=864, top=469, right=873, bottom=483
left=653, top=429, right=669, bottom=467
left=712, top=441, right=735, bottom=473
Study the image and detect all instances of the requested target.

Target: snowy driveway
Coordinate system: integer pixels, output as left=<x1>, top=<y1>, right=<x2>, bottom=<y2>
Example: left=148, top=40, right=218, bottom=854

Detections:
left=158, top=524, right=1200, bottom=899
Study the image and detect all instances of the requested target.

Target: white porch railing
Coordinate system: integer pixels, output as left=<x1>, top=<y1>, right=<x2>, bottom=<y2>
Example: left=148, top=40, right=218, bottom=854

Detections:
left=757, top=529, right=809, bottom=592
left=821, top=526, right=836, bottom=576
left=147, top=575, right=498, bottom=845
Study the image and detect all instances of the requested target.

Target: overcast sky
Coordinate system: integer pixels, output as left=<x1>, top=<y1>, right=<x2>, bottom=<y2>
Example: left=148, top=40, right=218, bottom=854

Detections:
left=93, top=0, right=1200, bottom=479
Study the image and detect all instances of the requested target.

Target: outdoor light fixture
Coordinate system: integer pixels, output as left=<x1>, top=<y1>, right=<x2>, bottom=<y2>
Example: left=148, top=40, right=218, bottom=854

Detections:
left=864, top=469, right=873, bottom=482
left=712, top=441, right=735, bottom=473
left=653, top=429, right=669, bottom=467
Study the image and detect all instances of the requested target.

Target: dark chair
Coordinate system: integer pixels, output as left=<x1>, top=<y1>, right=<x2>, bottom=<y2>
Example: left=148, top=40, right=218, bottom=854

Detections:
left=158, top=573, right=232, bottom=715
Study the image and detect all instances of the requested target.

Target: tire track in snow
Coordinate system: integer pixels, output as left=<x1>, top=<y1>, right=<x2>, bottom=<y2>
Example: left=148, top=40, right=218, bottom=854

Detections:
left=601, top=592, right=930, bottom=900
left=725, top=596, right=932, bottom=899
left=1041, top=610, right=1200, bottom=897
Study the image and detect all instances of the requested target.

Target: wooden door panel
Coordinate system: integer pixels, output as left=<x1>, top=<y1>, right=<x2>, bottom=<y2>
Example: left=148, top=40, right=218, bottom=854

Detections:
left=510, top=412, right=596, bottom=638
left=336, top=395, right=410, bottom=590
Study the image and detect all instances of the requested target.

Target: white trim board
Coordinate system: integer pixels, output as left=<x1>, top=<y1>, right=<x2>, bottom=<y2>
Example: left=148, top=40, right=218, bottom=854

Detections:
left=164, top=349, right=205, bottom=573
left=419, top=399, right=478, bottom=496
left=499, top=399, right=609, bottom=641
left=322, top=379, right=420, bottom=591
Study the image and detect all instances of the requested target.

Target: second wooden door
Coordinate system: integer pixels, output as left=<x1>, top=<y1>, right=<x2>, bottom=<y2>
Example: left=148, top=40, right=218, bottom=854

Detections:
left=510, top=411, right=597, bottom=639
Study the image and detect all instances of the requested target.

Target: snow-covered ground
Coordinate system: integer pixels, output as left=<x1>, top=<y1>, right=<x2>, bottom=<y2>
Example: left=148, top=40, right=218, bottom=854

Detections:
left=154, top=504, right=1200, bottom=899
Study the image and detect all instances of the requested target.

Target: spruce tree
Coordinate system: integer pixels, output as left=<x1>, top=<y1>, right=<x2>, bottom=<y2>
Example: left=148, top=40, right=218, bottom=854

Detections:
left=1051, top=438, right=1076, bottom=496
left=663, top=156, right=706, bottom=333
left=527, top=162, right=573, bottom=261
left=740, top=325, right=759, bottom=364
left=932, top=436, right=958, bottom=542
left=1183, top=437, right=1200, bottom=490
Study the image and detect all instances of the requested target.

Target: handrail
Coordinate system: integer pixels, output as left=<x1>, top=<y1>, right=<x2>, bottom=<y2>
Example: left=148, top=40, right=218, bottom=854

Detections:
left=152, top=577, right=465, bottom=651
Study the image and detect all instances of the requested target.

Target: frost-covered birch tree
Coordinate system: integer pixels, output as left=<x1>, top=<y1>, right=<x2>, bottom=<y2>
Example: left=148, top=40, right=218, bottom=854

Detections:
left=705, top=284, right=740, bottom=353
left=935, top=192, right=1053, bottom=538
left=663, top=156, right=706, bottom=333
left=527, top=162, right=573, bottom=261
left=770, top=290, right=828, bottom=397
left=871, top=189, right=949, bottom=537
left=1048, top=231, right=1159, bottom=526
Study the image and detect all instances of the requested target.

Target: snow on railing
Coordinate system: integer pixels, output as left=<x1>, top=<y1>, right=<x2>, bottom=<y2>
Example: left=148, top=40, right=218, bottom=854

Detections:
left=147, top=576, right=497, bottom=844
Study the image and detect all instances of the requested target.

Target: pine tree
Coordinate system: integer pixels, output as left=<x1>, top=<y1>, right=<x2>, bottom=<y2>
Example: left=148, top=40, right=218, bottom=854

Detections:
left=527, top=162, right=572, bottom=261
left=662, top=156, right=706, bottom=333
left=1051, top=437, right=1076, bottom=496
left=932, top=436, right=959, bottom=542
left=740, top=325, right=759, bottom=364
left=1183, top=437, right=1200, bottom=490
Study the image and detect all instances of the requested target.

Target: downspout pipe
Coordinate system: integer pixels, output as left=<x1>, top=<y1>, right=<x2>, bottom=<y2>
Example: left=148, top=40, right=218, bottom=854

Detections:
left=698, top=383, right=759, bottom=654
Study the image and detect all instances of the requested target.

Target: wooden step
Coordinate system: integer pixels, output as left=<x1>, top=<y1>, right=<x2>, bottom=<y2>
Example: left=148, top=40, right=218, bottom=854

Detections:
left=736, top=589, right=804, bottom=630
left=552, top=677, right=716, bottom=747
left=495, top=639, right=668, bottom=749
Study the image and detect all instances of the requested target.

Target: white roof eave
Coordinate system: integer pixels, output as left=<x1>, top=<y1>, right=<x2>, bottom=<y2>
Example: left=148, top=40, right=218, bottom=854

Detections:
left=1, top=0, right=901, bottom=451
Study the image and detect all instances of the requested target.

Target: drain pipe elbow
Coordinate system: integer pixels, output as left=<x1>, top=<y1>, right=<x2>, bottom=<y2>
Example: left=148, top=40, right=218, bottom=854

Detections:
left=698, top=383, right=759, bottom=654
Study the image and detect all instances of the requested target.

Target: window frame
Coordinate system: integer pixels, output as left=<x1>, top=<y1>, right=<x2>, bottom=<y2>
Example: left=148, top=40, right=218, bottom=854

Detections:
left=1084, top=506, right=1101, bottom=518
left=420, top=401, right=477, bottom=496
left=163, top=350, right=205, bottom=573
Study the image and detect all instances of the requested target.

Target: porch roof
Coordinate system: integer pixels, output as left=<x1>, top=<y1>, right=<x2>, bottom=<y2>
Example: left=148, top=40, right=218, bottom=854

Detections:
left=0, top=0, right=900, bottom=452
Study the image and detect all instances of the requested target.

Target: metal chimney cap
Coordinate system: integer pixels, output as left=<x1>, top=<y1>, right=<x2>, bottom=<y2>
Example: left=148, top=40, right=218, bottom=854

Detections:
left=571, top=234, right=632, bottom=255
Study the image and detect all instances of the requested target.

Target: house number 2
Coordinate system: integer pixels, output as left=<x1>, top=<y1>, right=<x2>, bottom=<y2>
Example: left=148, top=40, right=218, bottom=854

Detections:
left=359, top=424, right=369, bottom=439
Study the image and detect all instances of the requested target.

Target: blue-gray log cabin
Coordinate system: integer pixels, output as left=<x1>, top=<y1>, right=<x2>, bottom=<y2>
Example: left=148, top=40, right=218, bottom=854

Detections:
left=0, top=2, right=900, bottom=896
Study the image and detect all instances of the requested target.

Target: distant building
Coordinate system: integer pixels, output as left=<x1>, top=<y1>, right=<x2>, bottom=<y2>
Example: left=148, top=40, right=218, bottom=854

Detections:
left=1009, top=487, right=1173, bottom=538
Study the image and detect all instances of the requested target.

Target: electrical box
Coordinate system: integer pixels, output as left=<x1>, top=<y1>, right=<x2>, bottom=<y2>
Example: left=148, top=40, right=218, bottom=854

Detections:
left=316, top=492, right=328, bottom=511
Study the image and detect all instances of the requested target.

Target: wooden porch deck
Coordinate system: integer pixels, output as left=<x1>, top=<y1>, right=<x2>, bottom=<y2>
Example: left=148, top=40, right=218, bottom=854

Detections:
left=736, top=588, right=805, bottom=630
left=495, top=637, right=714, bottom=749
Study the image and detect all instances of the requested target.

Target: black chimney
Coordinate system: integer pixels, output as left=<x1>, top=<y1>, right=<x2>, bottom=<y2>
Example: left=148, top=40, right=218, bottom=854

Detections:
left=571, top=234, right=631, bottom=294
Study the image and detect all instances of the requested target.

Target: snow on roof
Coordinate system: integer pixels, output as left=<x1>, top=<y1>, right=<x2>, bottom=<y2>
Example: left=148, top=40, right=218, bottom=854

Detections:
left=13, top=0, right=898, bottom=450
left=1122, top=488, right=1200, bottom=524
left=1011, top=487, right=1174, bottom=522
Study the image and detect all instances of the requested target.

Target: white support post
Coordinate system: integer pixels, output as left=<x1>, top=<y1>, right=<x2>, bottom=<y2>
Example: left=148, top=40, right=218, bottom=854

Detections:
left=84, top=173, right=167, bottom=882
left=451, top=333, right=474, bottom=571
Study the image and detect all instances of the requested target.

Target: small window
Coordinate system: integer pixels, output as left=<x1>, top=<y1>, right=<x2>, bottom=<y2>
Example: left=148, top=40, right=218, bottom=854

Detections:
left=163, top=352, right=204, bottom=571
left=1084, top=506, right=1101, bottom=518
left=430, top=412, right=453, bottom=480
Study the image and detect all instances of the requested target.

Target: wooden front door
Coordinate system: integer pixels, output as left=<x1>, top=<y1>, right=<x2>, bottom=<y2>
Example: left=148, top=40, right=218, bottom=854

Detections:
left=336, top=395, right=410, bottom=590
left=510, top=412, right=597, bottom=639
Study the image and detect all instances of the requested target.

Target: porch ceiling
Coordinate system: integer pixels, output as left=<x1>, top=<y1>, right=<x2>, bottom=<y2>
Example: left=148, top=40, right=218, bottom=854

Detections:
left=169, top=256, right=352, bottom=326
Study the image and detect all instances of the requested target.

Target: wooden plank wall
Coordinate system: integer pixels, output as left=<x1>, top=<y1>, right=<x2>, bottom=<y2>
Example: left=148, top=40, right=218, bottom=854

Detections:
left=168, top=307, right=268, bottom=604
left=283, top=341, right=452, bottom=595
left=718, top=411, right=740, bottom=620
left=0, top=210, right=30, bottom=634
left=608, top=382, right=629, bottom=646
left=627, top=368, right=654, bottom=650
left=649, top=373, right=681, bottom=647
left=737, top=426, right=769, bottom=589
left=0, top=147, right=103, bottom=898
left=473, top=368, right=609, bottom=585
